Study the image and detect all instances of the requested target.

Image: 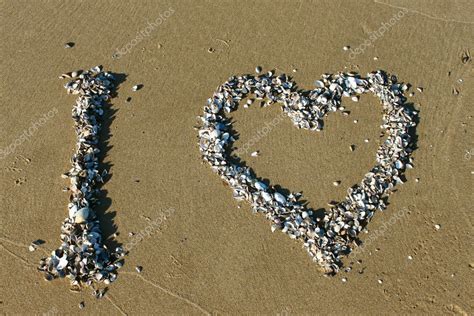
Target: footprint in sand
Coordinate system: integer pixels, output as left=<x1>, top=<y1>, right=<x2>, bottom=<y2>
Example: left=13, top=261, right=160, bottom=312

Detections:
left=14, top=177, right=27, bottom=186
left=6, top=156, right=31, bottom=186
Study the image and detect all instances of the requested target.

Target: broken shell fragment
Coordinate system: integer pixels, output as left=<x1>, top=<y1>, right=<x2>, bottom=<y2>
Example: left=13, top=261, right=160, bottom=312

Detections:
left=132, top=84, right=143, bottom=91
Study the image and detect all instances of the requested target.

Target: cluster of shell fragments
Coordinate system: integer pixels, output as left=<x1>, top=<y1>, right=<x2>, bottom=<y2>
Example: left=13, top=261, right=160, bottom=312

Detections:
left=198, top=70, right=417, bottom=273
left=38, top=66, right=124, bottom=287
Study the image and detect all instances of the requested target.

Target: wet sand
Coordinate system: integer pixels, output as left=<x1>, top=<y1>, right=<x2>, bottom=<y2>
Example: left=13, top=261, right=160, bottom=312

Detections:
left=0, top=0, right=473, bottom=314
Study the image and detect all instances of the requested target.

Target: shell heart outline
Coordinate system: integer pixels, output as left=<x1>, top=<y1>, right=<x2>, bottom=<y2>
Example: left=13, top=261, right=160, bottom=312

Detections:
left=198, top=70, right=418, bottom=273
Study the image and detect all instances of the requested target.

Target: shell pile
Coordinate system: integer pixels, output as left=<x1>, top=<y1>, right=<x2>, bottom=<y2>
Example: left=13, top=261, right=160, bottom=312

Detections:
left=198, top=70, right=417, bottom=273
left=38, top=66, right=124, bottom=286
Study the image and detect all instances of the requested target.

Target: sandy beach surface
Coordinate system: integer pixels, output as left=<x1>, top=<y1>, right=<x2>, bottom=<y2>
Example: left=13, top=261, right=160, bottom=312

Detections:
left=1, top=0, right=473, bottom=314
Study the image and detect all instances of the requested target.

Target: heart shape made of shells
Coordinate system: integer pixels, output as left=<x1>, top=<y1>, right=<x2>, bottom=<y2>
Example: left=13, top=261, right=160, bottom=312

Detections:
left=198, top=70, right=417, bottom=273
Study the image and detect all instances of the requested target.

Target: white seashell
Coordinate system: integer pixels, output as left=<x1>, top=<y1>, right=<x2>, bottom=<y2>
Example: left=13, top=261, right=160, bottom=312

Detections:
left=346, top=77, right=357, bottom=89
left=96, top=272, right=104, bottom=280
left=91, top=65, right=102, bottom=72
left=68, top=203, right=78, bottom=218
left=209, top=129, right=220, bottom=139
left=315, top=80, right=325, bottom=88
left=395, top=160, right=404, bottom=169
left=132, top=84, right=143, bottom=91
left=74, top=207, right=90, bottom=224
left=254, top=181, right=267, bottom=191
left=261, top=191, right=272, bottom=202
left=57, top=255, right=68, bottom=270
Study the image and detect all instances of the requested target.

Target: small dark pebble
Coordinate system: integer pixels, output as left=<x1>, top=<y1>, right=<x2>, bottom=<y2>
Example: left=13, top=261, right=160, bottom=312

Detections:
left=65, top=42, right=75, bottom=48
left=32, top=239, right=45, bottom=245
